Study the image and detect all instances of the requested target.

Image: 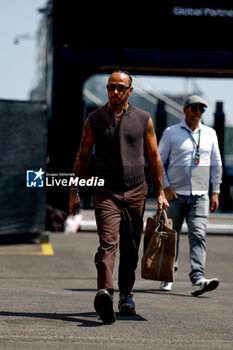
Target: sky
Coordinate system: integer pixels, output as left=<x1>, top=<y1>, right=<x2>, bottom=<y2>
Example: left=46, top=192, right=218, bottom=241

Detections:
left=0, top=1, right=233, bottom=127
left=0, top=0, right=46, bottom=100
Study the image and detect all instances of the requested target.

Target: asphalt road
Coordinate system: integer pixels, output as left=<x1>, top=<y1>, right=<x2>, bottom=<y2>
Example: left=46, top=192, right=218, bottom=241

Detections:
left=0, top=233, right=232, bottom=349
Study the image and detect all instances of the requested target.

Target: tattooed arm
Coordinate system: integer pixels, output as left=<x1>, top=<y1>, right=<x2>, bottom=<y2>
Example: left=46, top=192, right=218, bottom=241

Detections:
left=145, top=117, right=169, bottom=212
left=69, top=117, right=94, bottom=214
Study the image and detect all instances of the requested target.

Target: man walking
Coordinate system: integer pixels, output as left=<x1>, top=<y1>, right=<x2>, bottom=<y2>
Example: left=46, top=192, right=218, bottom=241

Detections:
left=69, top=70, right=168, bottom=323
left=158, top=95, right=222, bottom=296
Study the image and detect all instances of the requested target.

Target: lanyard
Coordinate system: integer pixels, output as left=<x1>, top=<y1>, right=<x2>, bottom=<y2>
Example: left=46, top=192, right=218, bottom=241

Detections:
left=185, top=129, right=201, bottom=164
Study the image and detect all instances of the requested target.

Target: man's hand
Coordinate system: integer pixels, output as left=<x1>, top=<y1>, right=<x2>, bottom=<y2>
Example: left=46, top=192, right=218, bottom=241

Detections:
left=69, top=190, right=82, bottom=215
left=210, top=193, right=219, bottom=213
left=69, top=117, right=94, bottom=215
left=164, top=186, right=179, bottom=201
left=157, top=192, right=169, bottom=213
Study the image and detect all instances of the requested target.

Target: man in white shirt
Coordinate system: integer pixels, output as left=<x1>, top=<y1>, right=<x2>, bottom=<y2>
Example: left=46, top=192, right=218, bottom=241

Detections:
left=158, top=95, right=222, bottom=296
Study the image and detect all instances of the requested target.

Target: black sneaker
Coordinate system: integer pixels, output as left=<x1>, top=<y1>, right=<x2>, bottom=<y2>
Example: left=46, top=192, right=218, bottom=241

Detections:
left=94, top=289, right=116, bottom=324
left=118, top=293, right=136, bottom=315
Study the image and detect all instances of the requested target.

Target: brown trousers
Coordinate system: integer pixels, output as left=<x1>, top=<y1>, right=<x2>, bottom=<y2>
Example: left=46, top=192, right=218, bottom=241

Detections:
left=94, top=181, right=148, bottom=294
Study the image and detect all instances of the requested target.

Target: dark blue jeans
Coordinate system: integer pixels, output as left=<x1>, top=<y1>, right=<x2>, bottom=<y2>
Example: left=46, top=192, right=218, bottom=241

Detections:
left=167, top=194, right=209, bottom=283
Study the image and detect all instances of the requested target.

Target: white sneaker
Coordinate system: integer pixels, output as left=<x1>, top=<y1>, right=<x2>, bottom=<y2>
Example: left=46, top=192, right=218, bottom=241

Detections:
left=191, top=278, right=219, bottom=297
left=160, top=282, right=173, bottom=291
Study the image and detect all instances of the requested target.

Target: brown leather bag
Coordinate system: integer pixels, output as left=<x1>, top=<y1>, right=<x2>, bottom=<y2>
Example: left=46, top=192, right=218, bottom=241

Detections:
left=141, top=210, right=177, bottom=282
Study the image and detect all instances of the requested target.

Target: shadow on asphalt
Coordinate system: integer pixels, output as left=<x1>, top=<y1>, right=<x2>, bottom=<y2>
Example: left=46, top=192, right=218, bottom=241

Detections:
left=133, top=289, right=193, bottom=298
left=133, top=289, right=208, bottom=298
left=115, top=313, right=147, bottom=322
left=65, top=288, right=209, bottom=299
left=0, top=311, right=103, bottom=327
left=0, top=310, right=147, bottom=327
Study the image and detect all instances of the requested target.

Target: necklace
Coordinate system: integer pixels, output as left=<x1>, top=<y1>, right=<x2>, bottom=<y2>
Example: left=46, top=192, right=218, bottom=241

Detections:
left=114, top=112, right=124, bottom=124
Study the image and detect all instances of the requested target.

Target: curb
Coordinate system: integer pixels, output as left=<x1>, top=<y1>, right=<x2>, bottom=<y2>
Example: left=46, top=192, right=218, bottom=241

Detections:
left=79, top=220, right=233, bottom=235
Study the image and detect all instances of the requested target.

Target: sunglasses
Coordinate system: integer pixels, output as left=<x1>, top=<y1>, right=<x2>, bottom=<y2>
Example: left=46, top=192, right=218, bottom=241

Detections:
left=190, top=105, right=206, bottom=114
left=106, top=84, right=131, bottom=93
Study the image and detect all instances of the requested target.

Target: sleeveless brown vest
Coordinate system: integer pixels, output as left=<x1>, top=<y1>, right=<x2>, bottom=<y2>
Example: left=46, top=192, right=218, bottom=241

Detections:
left=89, top=103, right=150, bottom=188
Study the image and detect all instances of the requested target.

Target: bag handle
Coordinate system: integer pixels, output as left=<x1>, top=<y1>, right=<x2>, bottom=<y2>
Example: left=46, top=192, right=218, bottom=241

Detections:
left=155, top=209, right=169, bottom=226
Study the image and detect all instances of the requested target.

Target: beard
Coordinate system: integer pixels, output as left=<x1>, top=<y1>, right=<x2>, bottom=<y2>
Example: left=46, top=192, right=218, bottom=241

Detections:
left=111, top=101, right=122, bottom=109
left=110, top=95, right=127, bottom=110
